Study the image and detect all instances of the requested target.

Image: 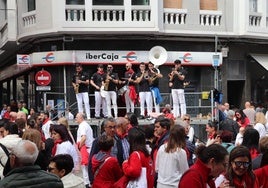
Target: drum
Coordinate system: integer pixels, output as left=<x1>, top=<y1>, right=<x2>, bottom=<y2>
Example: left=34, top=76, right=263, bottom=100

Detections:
left=118, top=85, right=128, bottom=95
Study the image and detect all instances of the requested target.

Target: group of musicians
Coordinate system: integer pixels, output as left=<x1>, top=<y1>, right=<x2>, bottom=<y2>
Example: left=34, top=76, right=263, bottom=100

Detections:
left=72, top=59, right=187, bottom=120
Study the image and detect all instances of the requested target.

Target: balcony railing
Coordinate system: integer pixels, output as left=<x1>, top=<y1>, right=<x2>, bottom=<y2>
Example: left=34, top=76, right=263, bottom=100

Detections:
left=200, top=10, right=222, bottom=26
left=22, top=10, right=36, bottom=27
left=164, top=8, right=187, bottom=25
left=249, top=12, right=262, bottom=27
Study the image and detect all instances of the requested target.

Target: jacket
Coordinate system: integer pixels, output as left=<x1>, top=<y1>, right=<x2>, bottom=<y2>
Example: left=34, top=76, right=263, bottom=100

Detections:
left=92, top=151, right=123, bottom=188
left=0, top=165, right=63, bottom=188
left=122, top=151, right=154, bottom=188
left=179, top=159, right=216, bottom=188
left=254, top=164, right=268, bottom=188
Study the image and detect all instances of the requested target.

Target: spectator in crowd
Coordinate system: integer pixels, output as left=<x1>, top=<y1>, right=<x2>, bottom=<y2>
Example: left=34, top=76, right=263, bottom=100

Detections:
left=152, top=116, right=171, bottom=186
left=219, top=109, right=239, bottom=141
left=0, top=104, right=7, bottom=119
left=155, top=125, right=189, bottom=187
left=125, top=112, right=138, bottom=129
left=182, top=114, right=194, bottom=143
left=122, top=127, right=154, bottom=188
left=40, top=111, right=54, bottom=139
left=179, top=144, right=229, bottom=188
left=49, top=154, right=84, bottom=188
left=242, top=128, right=260, bottom=160
left=88, top=117, right=124, bottom=184
left=50, top=124, right=80, bottom=171
left=205, top=120, right=219, bottom=146
left=115, top=117, right=130, bottom=160
left=253, top=112, right=266, bottom=138
left=235, top=109, right=250, bottom=128
left=0, top=140, right=63, bottom=188
left=243, top=101, right=256, bottom=126
left=252, top=136, right=268, bottom=170
left=22, top=129, right=50, bottom=170
left=225, top=145, right=259, bottom=187
left=75, top=112, right=94, bottom=187
left=0, top=122, right=22, bottom=178
left=254, top=145, right=268, bottom=187
left=0, top=119, right=6, bottom=139
left=91, top=135, right=123, bottom=187
left=219, top=130, right=235, bottom=153
left=2, top=106, right=11, bottom=120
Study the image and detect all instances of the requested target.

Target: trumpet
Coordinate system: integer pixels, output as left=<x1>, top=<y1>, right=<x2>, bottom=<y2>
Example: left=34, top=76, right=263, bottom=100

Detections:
left=74, top=73, right=80, bottom=94
left=169, top=68, right=184, bottom=81
left=148, top=68, right=159, bottom=85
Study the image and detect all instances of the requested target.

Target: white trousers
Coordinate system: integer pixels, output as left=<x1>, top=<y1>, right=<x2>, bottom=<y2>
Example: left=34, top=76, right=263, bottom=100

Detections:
left=171, top=89, right=186, bottom=118
left=105, top=91, right=118, bottom=118
left=76, top=92, right=91, bottom=119
left=151, top=89, right=160, bottom=113
left=94, top=91, right=107, bottom=117
left=81, top=165, right=90, bottom=185
left=124, top=89, right=135, bottom=113
left=139, top=91, right=153, bottom=116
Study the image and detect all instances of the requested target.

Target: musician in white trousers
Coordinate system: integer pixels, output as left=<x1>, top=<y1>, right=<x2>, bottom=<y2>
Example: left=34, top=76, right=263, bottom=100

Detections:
left=169, top=60, right=187, bottom=118
left=103, top=64, right=119, bottom=118
left=135, top=62, right=153, bottom=119
left=90, top=64, right=107, bottom=119
left=72, top=64, right=91, bottom=120
left=124, top=63, right=137, bottom=113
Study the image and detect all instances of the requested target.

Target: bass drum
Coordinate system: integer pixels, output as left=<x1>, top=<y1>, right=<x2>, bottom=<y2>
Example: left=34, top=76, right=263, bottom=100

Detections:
left=118, top=85, right=128, bottom=95
left=100, top=86, right=108, bottom=98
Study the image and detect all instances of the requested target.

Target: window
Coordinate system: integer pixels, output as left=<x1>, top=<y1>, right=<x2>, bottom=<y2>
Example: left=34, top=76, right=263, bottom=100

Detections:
left=249, top=0, right=257, bottom=12
left=27, top=0, right=36, bottom=12
left=66, top=0, right=84, bottom=5
left=132, top=0, right=149, bottom=5
left=93, top=0, right=123, bottom=5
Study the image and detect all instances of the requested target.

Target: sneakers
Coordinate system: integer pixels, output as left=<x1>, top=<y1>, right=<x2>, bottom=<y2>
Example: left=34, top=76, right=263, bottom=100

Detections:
left=139, top=115, right=145, bottom=119
left=95, top=116, right=101, bottom=119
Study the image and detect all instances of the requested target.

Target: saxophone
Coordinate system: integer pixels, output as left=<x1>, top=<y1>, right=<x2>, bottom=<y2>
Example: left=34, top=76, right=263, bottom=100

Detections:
left=104, top=71, right=111, bottom=91
left=74, top=73, right=80, bottom=94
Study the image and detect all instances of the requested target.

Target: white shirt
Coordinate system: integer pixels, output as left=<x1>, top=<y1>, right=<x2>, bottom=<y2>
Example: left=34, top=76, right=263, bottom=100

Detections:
left=61, top=172, right=84, bottom=188
left=42, top=119, right=54, bottom=139
left=76, top=121, right=93, bottom=149
left=187, top=126, right=195, bottom=143
left=56, top=140, right=80, bottom=169
left=155, top=143, right=189, bottom=187
left=254, top=123, right=266, bottom=138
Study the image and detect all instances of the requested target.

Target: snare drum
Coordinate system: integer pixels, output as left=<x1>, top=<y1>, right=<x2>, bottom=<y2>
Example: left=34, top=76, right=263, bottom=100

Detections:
left=118, top=85, right=128, bottom=95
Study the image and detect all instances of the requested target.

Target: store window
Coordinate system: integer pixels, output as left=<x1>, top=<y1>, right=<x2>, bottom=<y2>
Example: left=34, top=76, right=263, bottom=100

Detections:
left=249, top=0, right=257, bottom=12
left=66, top=0, right=84, bottom=5
left=27, top=0, right=36, bottom=12
left=93, top=0, right=123, bottom=5
left=132, top=0, right=149, bottom=5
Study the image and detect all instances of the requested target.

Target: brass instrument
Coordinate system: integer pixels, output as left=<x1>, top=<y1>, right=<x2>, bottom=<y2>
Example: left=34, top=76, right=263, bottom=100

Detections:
left=74, top=73, right=80, bottom=94
left=104, top=71, right=111, bottom=91
left=148, top=68, right=159, bottom=85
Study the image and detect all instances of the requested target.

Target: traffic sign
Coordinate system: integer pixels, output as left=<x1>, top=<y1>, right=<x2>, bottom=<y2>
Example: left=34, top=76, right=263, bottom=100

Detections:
left=35, top=70, right=51, bottom=86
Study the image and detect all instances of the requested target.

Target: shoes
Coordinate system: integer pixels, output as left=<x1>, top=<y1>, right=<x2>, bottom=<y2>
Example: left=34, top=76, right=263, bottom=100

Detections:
left=87, top=118, right=91, bottom=121
left=95, top=116, right=101, bottom=119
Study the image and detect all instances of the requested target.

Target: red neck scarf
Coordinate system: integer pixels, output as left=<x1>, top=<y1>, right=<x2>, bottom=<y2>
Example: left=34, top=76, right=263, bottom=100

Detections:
left=97, top=70, right=104, bottom=75
left=52, top=139, right=63, bottom=156
left=126, top=68, right=134, bottom=74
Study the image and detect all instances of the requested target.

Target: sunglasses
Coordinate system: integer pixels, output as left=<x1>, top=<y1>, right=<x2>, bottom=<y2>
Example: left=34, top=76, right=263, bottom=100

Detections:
left=184, top=118, right=190, bottom=121
left=233, top=161, right=250, bottom=168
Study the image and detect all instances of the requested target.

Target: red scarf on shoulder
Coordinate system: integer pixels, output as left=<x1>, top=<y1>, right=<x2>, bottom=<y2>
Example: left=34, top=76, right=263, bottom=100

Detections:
left=52, top=139, right=63, bottom=156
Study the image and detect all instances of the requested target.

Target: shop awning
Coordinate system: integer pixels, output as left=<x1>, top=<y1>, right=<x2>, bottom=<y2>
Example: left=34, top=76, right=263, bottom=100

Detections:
left=251, top=54, right=268, bottom=70
left=0, top=64, right=31, bottom=81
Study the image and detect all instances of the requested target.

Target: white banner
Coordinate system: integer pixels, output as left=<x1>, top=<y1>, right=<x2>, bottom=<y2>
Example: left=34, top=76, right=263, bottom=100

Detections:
left=30, top=50, right=222, bottom=66
left=17, top=54, right=31, bottom=65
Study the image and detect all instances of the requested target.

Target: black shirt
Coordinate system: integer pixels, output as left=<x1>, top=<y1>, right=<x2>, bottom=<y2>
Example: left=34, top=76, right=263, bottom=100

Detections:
left=72, top=71, right=89, bottom=93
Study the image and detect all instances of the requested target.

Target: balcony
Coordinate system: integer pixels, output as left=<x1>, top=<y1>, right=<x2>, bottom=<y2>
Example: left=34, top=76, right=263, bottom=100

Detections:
left=4, top=0, right=268, bottom=43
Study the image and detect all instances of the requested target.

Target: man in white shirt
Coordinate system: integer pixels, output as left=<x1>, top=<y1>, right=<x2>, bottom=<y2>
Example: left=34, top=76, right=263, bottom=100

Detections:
left=40, top=111, right=53, bottom=139
left=76, top=112, right=94, bottom=188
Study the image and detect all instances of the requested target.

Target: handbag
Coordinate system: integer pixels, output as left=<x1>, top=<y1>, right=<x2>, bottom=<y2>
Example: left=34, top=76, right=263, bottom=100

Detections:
left=126, top=151, right=147, bottom=188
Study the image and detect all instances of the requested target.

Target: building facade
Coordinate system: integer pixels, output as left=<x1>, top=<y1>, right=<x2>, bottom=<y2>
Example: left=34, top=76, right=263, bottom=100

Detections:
left=1, top=0, right=268, bottom=117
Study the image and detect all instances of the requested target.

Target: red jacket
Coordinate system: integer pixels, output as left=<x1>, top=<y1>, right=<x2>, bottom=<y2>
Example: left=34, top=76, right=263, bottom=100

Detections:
left=179, top=159, right=216, bottom=188
left=254, top=165, right=268, bottom=188
left=230, top=172, right=259, bottom=188
left=122, top=151, right=154, bottom=188
left=92, top=152, right=123, bottom=188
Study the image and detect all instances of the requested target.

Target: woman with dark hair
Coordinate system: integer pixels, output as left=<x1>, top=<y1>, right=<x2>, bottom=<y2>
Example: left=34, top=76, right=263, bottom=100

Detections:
left=235, top=109, right=250, bottom=128
left=122, top=127, right=154, bottom=188
left=50, top=124, right=80, bottom=171
left=125, top=112, right=138, bottom=131
left=226, top=145, right=259, bottom=187
left=205, top=120, right=219, bottom=146
left=241, top=128, right=260, bottom=159
left=179, top=144, right=229, bottom=188
left=156, top=125, right=189, bottom=187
